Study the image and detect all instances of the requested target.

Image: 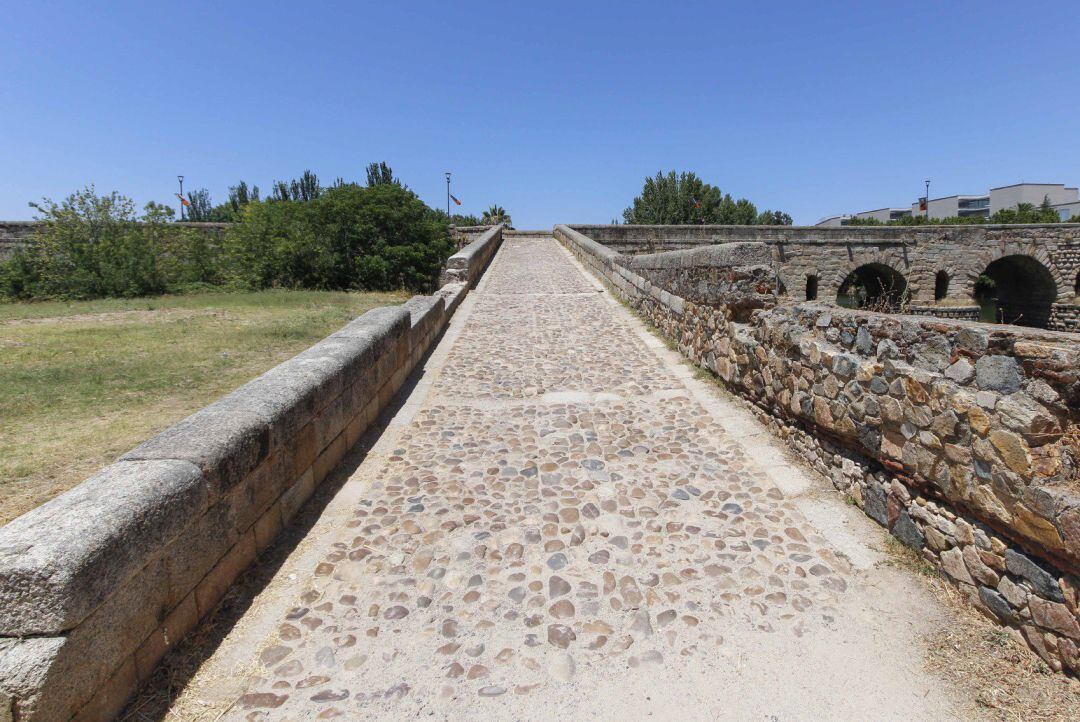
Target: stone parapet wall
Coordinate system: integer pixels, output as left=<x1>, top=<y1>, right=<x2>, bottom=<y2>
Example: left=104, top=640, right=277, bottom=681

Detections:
left=907, top=305, right=981, bottom=321
left=440, top=224, right=503, bottom=287
left=0, top=221, right=232, bottom=261
left=1051, top=304, right=1080, bottom=330
left=568, top=224, right=1080, bottom=332
left=0, top=222, right=39, bottom=260
left=0, top=275, right=475, bottom=720
left=555, top=224, right=1080, bottom=676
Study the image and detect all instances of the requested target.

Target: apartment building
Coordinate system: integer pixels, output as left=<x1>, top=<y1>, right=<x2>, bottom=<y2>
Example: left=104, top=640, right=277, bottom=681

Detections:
left=818, top=182, right=1078, bottom=226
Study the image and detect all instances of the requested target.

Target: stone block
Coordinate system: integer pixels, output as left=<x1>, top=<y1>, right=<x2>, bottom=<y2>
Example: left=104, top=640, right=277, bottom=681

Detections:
left=71, top=654, right=137, bottom=722
left=891, top=509, right=925, bottom=550
left=280, top=468, right=317, bottom=523
left=162, top=498, right=240, bottom=609
left=253, top=501, right=283, bottom=553
left=1029, top=597, right=1080, bottom=638
left=0, top=459, right=205, bottom=635
left=941, top=548, right=975, bottom=585
left=862, top=483, right=888, bottom=526
left=979, top=586, right=1019, bottom=624
left=1004, top=549, right=1065, bottom=602
left=122, top=397, right=271, bottom=495
left=974, top=355, right=1021, bottom=393
left=195, top=529, right=256, bottom=619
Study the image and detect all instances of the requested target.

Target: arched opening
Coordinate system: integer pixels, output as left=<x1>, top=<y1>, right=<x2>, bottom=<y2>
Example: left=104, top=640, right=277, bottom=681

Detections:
left=805, top=275, right=818, bottom=301
left=934, top=271, right=950, bottom=301
left=1074, top=270, right=1080, bottom=296
left=974, top=255, right=1057, bottom=328
left=836, top=263, right=909, bottom=311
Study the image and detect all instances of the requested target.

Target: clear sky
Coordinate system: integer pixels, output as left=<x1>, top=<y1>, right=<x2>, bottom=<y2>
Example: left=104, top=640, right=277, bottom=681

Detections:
left=1, top=1, right=1076, bottom=228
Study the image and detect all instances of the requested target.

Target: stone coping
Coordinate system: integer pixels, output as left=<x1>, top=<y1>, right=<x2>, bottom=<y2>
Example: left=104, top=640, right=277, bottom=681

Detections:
left=440, top=223, right=504, bottom=287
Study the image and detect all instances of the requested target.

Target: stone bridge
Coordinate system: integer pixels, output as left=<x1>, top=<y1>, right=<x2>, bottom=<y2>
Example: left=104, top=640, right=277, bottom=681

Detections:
left=571, top=223, right=1080, bottom=331
left=1, top=227, right=1079, bottom=720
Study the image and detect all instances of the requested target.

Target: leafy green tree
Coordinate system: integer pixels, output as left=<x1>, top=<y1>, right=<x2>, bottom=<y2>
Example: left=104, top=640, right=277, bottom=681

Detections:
left=989, top=199, right=1061, bottom=224
left=365, top=162, right=402, bottom=187
left=756, top=209, right=793, bottom=225
left=432, top=210, right=483, bottom=226
left=207, top=181, right=260, bottom=221
left=622, top=170, right=788, bottom=225
left=271, top=170, right=322, bottom=202
left=185, top=188, right=213, bottom=221
left=225, top=182, right=453, bottom=292
left=3, top=187, right=167, bottom=298
left=482, top=205, right=511, bottom=226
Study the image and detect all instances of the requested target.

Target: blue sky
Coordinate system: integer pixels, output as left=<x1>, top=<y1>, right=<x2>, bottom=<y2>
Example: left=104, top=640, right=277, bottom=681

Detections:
left=1, top=1, right=1076, bottom=227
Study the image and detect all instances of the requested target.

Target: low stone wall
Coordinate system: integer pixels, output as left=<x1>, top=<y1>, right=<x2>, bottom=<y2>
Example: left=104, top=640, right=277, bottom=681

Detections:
left=0, top=221, right=232, bottom=261
left=0, top=277, right=474, bottom=720
left=555, top=224, right=1080, bottom=676
left=1052, top=304, right=1080, bottom=330
left=568, top=223, right=1080, bottom=332
left=0, top=222, right=38, bottom=260
left=907, top=305, right=981, bottom=321
left=439, top=224, right=504, bottom=287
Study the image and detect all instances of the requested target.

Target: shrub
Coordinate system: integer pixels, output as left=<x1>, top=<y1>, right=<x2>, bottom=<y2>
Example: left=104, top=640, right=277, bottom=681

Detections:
left=1, top=173, right=455, bottom=301
left=2, top=188, right=166, bottom=299
left=224, top=182, right=453, bottom=293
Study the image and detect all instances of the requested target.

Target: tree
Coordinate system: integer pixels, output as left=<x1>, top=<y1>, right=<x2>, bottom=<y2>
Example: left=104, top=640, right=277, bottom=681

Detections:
left=207, top=181, right=260, bottom=221
left=365, top=162, right=402, bottom=188
left=224, top=182, right=454, bottom=293
left=432, top=209, right=483, bottom=226
left=622, top=170, right=789, bottom=225
left=4, top=187, right=169, bottom=299
left=271, top=170, right=322, bottom=202
left=989, top=199, right=1060, bottom=224
left=482, top=205, right=512, bottom=226
left=756, top=209, right=793, bottom=225
left=185, top=188, right=213, bottom=222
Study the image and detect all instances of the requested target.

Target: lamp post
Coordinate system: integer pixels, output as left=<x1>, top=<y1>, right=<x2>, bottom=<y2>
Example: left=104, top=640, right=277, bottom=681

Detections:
left=445, top=172, right=452, bottom=218
left=178, top=175, right=185, bottom=221
left=924, top=179, right=930, bottom=221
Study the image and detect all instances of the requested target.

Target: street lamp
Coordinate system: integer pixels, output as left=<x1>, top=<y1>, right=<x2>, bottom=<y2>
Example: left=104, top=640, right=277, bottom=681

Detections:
left=445, top=172, right=452, bottom=218
left=177, top=175, right=185, bottom=221
left=924, top=179, right=930, bottom=221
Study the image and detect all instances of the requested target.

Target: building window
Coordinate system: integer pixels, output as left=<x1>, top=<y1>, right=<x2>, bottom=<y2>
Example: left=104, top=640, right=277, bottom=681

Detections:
left=934, top=271, right=949, bottom=301
left=805, top=275, right=818, bottom=301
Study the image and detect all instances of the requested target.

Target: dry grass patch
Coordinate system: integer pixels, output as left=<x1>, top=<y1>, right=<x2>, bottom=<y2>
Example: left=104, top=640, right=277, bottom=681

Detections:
left=882, top=537, right=1080, bottom=721
left=0, top=289, right=408, bottom=525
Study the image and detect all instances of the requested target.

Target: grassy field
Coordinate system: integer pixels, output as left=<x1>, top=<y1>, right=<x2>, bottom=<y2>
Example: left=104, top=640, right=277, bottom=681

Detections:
left=0, top=289, right=409, bottom=526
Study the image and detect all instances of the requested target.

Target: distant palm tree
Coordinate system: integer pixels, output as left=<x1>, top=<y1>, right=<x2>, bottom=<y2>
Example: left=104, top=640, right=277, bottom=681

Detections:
left=482, top=205, right=511, bottom=227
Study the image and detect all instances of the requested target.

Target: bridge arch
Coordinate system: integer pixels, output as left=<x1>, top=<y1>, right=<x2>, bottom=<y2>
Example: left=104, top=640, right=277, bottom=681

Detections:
left=934, top=270, right=950, bottom=301
left=963, top=242, right=1070, bottom=301
left=836, top=262, right=909, bottom=311
left=973, top=254, right=1058, bottom=328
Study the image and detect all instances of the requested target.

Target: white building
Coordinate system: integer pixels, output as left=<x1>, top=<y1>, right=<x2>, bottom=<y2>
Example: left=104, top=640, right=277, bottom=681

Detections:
left=817, top=182, right=1079, bottom=226
left=909, top=195, right=990, bottom=219
left=989, top=183, right=1078, bottom=214
left=1053, top=200, right=1080, bottom=221
left=815, top=214, right=851, bottom=227
left=854, top=208, right=912, bottom=223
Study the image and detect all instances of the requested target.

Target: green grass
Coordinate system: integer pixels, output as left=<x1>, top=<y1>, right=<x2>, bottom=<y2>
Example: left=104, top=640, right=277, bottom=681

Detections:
left=0, top=289, right=408, bottom=525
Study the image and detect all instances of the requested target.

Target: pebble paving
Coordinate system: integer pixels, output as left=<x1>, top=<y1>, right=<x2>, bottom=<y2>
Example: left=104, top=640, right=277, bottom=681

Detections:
left=231, top=238, right=853, bottom=719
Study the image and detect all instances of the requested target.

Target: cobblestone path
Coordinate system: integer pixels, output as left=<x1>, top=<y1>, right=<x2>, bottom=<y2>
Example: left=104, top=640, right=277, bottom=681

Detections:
left=168, top=237, right=961, bottom=720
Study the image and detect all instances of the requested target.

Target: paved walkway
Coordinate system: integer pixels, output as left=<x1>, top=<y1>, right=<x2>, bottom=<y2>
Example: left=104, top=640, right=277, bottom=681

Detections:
left=163, top=237, right=963, bottom=720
